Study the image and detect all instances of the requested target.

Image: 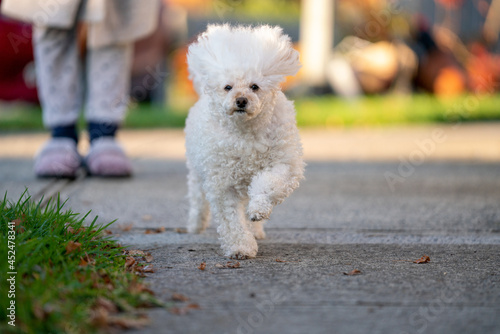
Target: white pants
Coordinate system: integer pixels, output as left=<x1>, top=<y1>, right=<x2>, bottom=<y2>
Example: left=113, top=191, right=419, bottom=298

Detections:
left=33, top=20, right=132, bottom=128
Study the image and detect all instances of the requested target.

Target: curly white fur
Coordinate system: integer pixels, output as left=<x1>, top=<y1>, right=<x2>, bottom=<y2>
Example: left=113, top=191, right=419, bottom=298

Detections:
left=184, top=24, right=305, bottom=259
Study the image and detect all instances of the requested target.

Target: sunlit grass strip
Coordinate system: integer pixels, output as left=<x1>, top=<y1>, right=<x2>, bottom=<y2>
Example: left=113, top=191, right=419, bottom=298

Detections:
left=0, top=192, right=161, bottom=334
left=1, top=94, right=500, bottom=131
left=294, top=94, right=500, bottom=127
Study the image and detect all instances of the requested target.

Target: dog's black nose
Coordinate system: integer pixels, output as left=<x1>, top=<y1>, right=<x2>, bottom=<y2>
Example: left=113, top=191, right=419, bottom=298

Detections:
left=236, top=97, right=248, bottom=109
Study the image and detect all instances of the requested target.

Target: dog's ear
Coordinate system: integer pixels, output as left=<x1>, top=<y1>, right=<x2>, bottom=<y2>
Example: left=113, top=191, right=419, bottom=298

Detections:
left=186, top=25, right=228, bottom=94
left=258, top=25, right=301, bottom=85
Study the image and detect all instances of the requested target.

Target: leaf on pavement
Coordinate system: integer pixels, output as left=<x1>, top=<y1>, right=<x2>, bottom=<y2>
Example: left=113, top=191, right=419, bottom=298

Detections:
left=169, top=304, right=201, bottom=316
left=126, top=249, right=146, bottom=256
left=413, top=255, right=431, bottom=264
left=125, top=256, right=136, bottom=270
left=171, top=293, right=189, bottom=302
left=138, top=265, right=155, bottom=273
left=198, top=262, right=206, bottom=271
left=343, top=269, right=362, bottom=276
left=128, top=281, right=155, bottom=295
left=144, top=227, right=165, bottom=234
left=226, top=261, right=240, bottom=268
left=215, top=261, right=240, bottom=269
left=107, top=314, right=150, bottom=329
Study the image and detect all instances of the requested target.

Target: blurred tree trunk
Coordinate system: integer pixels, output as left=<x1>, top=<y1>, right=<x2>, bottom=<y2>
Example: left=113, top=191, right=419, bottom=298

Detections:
left=299, top=0, right=334, bottom=88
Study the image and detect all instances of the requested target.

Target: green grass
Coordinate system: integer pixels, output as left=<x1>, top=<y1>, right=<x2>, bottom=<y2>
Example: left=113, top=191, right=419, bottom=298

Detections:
left=123, top=103, right=187, bottom=128
left=1, top=94, right=499, bottom=131
left=294, top=94, right=500, bottom=127
left=0, top=192, right=162, bottom=334
left=0, top=105, right=44, bottom=131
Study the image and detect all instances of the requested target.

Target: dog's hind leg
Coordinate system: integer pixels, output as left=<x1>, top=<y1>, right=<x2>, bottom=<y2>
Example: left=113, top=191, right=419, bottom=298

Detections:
left=186, top=169, right=210, bottom=233
left=241, top=198, right=266, bottom=239
left=250, top=220, right=266, bottom=240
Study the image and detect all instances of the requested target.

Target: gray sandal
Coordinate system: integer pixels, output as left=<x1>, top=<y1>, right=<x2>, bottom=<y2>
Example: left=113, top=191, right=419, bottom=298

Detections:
left=34, top=138, right=82, bottom=178
left=85, top=137, right=132, bottom=177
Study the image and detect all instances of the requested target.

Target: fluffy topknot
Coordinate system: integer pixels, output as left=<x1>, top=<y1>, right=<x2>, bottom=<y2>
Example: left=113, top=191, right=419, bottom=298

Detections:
left=187, top=24, right=301, bottom=94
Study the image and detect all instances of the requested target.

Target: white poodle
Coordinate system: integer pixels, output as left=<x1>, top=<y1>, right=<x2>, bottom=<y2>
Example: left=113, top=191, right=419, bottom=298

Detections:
left=184, top=24, right=305, bottom=259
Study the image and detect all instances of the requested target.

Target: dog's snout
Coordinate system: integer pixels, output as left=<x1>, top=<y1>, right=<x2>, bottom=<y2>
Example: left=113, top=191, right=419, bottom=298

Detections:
left=236, top=97, right=248, bottom=109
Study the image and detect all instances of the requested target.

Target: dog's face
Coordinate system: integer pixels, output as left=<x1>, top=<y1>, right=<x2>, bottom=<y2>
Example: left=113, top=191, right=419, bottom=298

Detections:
left=187, top=24, right=301, bottom=121
left=219, top=78, right=273, bottom=120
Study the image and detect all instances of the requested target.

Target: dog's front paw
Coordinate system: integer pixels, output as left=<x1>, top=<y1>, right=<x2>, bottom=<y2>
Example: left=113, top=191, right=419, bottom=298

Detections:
left=248, top=195, right=273, bottom=222
left=222, top=234, right=258, bottom=259
left=230, top=253, right=250, bottom=260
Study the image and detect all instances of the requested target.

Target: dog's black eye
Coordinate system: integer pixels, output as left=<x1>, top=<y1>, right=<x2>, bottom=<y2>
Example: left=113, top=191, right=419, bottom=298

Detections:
left=250, top=84, right=259, bottom=91
left=224, top=85, right=232, bottom=91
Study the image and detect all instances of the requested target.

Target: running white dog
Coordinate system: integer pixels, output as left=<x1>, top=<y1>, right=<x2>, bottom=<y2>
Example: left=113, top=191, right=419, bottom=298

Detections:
left=185, top=24, right=304, bottom=259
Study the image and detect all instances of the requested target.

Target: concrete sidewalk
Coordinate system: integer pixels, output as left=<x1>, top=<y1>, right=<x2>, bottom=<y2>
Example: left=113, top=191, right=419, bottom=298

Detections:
left=1, top=124, right=499, bottom=334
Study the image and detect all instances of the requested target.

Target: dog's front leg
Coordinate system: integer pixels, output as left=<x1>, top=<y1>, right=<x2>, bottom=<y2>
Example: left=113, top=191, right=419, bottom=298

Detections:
left=247, top=163, right=301, bottom=222
left=209, top=189, right=258, bottom=259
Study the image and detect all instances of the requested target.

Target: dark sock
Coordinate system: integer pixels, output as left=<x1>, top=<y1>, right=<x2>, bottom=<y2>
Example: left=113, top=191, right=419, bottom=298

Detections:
left=88, top=121, right=119, bottom=144
left=51, top=124, right=78, bottom=143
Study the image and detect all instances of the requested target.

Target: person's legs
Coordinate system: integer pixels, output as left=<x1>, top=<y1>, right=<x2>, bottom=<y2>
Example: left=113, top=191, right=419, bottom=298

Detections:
left=32, top=25, right=83, bottom=177
left=85, top=43, right=133, bottom=176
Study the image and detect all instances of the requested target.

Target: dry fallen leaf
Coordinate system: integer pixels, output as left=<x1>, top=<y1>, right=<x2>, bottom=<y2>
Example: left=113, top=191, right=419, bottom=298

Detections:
left=65, top=224, right=85, bottom=235
left=94, top=297, right=118, bottom=314
left=120, top=223, right=134, bottom=231
left=186, top=303, right=200, bottom=310
left=169, top=304, right=201, bottom=315
left=79, top=257, right=89, bottom=267
left=126, top=250, right=146, bottom=256
left=127, top=281, right=155, bottom=295
left=215, top=261, right=240, bottom=269
left=175, top=228, right=187, bottom=233
left=107, top=314, right=150, bottom=329
left=90, top=306, right=109, bottom=328
left=140, top=265, right=155, bottom=273
left=65, top=241, right=82, bottom=254
left=145, top=254, right=154, bottom=263
left=125, top=256, right=136, bottom=270
left=198, top=262, right=206, bottom=271
left=226, top=261, right=240, bottom=268
left=13, top=217, right=27, bottom=233
left=343, top=269, right=362, bottom=276
left=144, top=227, right=165, bottom=234
left=413, top=255, right=431, bottom=264
left=171, top=293, right=190, bottom=302
left=33, top=303, right=45, bottom=320
left=169, top=307, right=188, bottom=315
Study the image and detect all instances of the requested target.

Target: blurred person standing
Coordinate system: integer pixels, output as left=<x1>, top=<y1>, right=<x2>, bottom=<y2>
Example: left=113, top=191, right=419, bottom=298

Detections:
left=1, top=0, right=160, bottom=177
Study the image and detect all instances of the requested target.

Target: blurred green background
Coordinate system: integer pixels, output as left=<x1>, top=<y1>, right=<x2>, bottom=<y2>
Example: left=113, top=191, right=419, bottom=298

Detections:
left=1, top=0, right=499, bottom=131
